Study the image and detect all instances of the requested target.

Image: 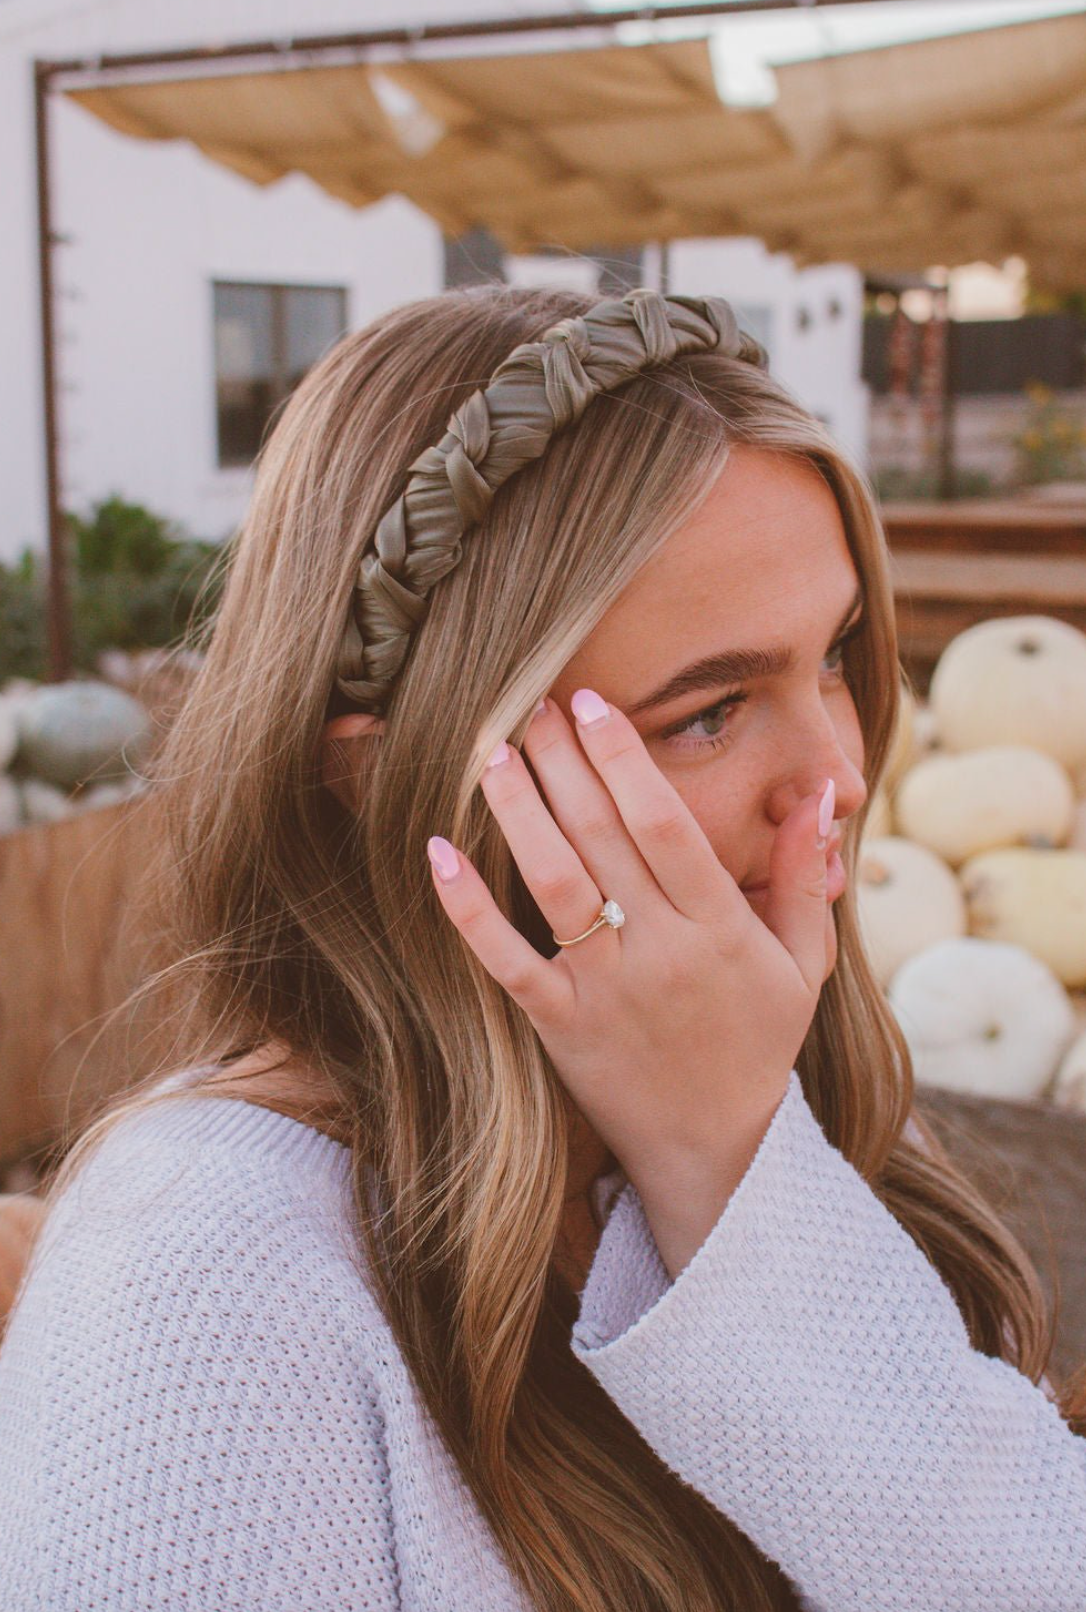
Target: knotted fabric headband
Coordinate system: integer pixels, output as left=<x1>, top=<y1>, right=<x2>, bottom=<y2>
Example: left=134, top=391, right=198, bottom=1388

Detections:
left=334, top=286, right=769, bottom=715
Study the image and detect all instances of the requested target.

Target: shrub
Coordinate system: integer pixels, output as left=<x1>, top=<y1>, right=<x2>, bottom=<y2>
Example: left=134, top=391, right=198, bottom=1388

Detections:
left=0, top=497, right=227, bottom=685
left=1010, top=382, right=1086, bottom=486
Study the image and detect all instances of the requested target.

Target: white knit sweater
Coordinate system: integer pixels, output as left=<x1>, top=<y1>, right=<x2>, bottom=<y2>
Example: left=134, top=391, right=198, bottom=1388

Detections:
left=0, top=1063, right=1083, bottom=1610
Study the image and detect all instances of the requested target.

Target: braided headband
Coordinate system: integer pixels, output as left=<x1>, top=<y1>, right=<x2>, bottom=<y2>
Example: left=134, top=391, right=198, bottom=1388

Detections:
left=334, top=287, right=769, bottom=716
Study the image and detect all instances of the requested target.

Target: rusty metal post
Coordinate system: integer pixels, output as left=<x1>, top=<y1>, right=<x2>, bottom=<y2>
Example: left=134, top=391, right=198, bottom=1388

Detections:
left=33, top=60, right=72, bottom=684
left=936, top=285, right=958, bottom=502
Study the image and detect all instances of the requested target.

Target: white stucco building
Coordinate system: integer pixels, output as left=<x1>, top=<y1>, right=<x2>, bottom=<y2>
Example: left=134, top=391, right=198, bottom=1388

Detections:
left=1, top=0, right=868, bottom=565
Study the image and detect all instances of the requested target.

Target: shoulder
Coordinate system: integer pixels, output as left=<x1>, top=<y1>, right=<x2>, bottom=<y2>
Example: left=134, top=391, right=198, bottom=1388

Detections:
left=18, top=1073, right=389, bottom=1346
left=0, top=1080, right=406, bottom=1609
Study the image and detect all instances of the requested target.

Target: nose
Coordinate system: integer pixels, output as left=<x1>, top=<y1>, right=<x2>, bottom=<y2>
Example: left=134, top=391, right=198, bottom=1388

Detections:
left=824, top=755, right=868, bottom=826
left=788, top=703, right=868, bottom=827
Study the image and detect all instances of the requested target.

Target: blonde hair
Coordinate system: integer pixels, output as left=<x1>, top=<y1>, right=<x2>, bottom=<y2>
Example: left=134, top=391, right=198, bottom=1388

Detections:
left=24, top=285, right=1086, bottom=1610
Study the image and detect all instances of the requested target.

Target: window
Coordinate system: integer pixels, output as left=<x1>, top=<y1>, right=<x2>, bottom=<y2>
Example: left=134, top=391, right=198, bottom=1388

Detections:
left=213, top=281, right=349, bottom=467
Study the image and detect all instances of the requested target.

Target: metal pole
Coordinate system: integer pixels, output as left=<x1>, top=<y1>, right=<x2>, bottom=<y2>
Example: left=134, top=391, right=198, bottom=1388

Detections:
left=33, top=60, right=72, bottom=684
left=937, top=286, right=957, bottom=502
left=37, top=0, right=929, bottom=80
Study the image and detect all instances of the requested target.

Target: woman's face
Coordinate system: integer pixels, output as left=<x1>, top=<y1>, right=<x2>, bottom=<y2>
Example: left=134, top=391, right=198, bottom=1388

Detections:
left=546, top=444, right=869, bottom=980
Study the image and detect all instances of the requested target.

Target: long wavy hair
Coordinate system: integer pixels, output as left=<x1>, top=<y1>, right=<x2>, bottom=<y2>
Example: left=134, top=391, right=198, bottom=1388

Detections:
left=20, top=284, right=1086, bottom=1610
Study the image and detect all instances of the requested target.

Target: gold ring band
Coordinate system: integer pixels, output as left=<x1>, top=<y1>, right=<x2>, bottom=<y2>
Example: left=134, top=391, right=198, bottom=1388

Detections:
left=552, top=899, right=626, bottom=947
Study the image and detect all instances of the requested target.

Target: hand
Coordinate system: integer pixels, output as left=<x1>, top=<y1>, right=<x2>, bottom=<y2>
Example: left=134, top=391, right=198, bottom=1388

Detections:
left=427, top=691, right=833, bottom=1272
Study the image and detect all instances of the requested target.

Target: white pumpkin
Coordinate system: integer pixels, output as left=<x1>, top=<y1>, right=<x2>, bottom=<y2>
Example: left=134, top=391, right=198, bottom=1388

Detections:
left=0, top=774, right=22, bottom=834
left=888, top=936, right=1076, bottom=1100
left=856, top=835, right=966, bottom=988
left=1070, top=799, right=1086, bottom=855
left=0, top=680, right=38, bottom=771
left=75, top=777, right=145, bottom=813
left=1050, top=1029, right=1086, bottom=1115
left=929, top=614, right=1086, bottom=772
left=959, top=846, right=1086, bottom=988
left=18, top=778, right=76, bottom=824
left=909, top=701, right=943, bottom=763
left=893, top=745, right=1074, bottom=866
left=13, top=679, right=152, bottom=791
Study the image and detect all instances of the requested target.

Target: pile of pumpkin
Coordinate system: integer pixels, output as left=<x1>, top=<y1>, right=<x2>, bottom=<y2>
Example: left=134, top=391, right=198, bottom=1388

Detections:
left=858, top=614, right=1086, bottom=1113
left=0, top=673, right=154, bottom=833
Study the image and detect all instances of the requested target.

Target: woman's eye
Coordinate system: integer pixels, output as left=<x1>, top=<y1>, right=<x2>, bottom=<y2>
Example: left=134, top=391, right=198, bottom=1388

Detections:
left=663, top=693, right=747, bottom=755
left=662, top=629, right=856, bottom=756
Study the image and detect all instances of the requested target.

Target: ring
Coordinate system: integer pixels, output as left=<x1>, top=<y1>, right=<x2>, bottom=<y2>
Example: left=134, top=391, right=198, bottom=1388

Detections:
left=552, top=899, right=626, bottom=948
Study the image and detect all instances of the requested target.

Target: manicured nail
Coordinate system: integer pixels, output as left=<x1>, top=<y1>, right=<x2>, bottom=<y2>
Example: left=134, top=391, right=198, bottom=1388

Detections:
left=571, top=688, right=610, bottom=729
left=816, top=778, right=835, bottom=849
left=532, top=697, right=548, bottom=717
left=486, top=741, right=511, bottom=768
left=427, top=835, right=461, bottom=882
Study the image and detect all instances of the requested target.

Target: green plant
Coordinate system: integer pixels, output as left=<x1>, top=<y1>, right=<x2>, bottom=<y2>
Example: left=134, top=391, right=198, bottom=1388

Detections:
left=69, top=494, right=181, bottom=577
left=873, top=464, right=998, bottom=502
left=0, top=551, right=48, bottom=681
left=1010, top=382, right=1086, bottom=486
left=0, top=498, right=227, bottom=685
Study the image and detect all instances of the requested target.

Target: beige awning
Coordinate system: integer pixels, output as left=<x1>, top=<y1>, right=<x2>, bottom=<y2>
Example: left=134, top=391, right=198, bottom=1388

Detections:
left=64, top=10, right=1086, bottom=291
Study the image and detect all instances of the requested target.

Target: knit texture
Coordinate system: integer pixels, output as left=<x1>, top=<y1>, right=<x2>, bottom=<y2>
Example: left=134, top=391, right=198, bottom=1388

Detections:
left=1, top=1065, right=1082, bottom=1610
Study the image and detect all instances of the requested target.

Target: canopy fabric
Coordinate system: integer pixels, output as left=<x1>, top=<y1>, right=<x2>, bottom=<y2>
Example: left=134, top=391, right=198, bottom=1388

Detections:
left=65, top=11, right=1086, bottom=290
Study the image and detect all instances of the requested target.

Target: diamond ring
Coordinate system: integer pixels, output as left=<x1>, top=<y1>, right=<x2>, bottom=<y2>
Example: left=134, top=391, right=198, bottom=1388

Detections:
left=552, top=899, right=626, bottom=948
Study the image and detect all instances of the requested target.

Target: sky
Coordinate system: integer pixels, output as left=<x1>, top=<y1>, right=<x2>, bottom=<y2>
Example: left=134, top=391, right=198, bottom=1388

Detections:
left=588, top=0, right=1086, bottom=67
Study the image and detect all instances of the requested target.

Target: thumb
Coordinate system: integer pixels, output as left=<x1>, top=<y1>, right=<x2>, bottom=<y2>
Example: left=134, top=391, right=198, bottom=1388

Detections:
left=759, top=778, right=834, bottom=995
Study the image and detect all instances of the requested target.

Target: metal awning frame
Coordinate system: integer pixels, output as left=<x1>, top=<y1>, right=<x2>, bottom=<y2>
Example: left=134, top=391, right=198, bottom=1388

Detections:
left=31, top=0, right=935, bottom=680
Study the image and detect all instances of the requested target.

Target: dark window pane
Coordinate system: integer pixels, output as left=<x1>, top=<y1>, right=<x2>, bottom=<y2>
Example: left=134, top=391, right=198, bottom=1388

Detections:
left=215, top=283, right=275, bottom=380
left=283, top=287, right=348, bottom=391
left=213, top=281, right=348, bottom=469
left=214, top=283, right=276, bottom=466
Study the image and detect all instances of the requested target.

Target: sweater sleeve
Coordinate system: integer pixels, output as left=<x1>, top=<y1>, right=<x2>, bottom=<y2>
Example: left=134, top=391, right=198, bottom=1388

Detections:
left=0, top=1110, right=403, bottom=1612
left=570, top=1069, right=1086, bottom=1612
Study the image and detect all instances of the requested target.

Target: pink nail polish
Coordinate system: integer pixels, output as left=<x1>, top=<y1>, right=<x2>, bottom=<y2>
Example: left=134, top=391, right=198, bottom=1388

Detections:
left=816, top=778, right=835, bottom=847
left=486, top=741, right=511, bottom=768
left=571, top=688, right=610, bottom=729
left=427, top=836, right=460, bottom=882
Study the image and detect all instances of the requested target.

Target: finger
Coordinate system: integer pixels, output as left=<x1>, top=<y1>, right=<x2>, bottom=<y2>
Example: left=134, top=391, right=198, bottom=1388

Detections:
left=426, top=835, right=569, bottom=1021
left=478, top=737, right=618, bottom=947
left=567, top=688, right=742, bottom=925
left=521, top=698, right=663, bottom=902
left=759, top=779, right=833, bottom=995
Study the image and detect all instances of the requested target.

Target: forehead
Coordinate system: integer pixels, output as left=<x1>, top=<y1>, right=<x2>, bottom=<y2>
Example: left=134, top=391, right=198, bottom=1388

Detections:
left=561, top=444, right=857, bottom=694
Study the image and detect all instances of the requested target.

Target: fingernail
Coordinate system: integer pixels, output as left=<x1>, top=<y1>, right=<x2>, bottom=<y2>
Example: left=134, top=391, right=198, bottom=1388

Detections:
left=427, top=835, right=460, bottom=882
left=571, top=688, right=610, bottom=729
left=486, top=741, right=511, bottom=768
left=816, top=778, right=835, bottom=849
left=532, top=697, right=548, bottom=717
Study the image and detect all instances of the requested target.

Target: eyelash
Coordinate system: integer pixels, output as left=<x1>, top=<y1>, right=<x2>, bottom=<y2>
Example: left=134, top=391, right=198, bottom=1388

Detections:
left=662, top=620, right=864, bottom=756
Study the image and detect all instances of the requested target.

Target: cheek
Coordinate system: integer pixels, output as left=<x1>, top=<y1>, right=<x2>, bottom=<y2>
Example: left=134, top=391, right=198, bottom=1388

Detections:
left=824, top=905, right=838, bottom=975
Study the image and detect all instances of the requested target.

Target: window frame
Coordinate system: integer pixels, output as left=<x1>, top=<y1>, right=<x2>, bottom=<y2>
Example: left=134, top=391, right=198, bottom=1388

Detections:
left=212, top=278, right=350, bottom=470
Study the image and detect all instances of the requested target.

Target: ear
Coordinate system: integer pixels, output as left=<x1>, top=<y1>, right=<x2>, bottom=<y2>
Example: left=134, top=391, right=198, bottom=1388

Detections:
left=320, top=713, right=385, bottom=811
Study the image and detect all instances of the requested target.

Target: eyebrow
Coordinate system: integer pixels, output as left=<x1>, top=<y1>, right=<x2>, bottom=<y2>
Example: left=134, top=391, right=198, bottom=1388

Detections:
left=625, top=583, right=866, bottom=720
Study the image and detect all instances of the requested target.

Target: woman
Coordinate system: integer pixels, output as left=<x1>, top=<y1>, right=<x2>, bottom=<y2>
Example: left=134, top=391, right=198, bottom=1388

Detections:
left=0, top=285, right=1082, bottom=1611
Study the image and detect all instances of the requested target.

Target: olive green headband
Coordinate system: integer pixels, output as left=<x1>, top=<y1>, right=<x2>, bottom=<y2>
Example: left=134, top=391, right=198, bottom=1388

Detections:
left=334, top=286, right=768, bottom=716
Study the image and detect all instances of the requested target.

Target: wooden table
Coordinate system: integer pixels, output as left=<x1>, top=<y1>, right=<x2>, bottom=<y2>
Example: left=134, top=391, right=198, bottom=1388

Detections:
left=881, top=499, right=1086, bottom=694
